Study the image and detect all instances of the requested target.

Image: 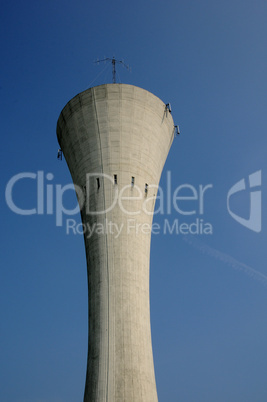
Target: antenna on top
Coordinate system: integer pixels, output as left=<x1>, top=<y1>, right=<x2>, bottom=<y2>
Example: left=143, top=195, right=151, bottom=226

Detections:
left=94, top=56, right=130, bottom=83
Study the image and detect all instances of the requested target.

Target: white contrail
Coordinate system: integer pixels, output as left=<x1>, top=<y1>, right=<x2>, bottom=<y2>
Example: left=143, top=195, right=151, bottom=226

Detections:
left=183, top=235, right=267, bottom=288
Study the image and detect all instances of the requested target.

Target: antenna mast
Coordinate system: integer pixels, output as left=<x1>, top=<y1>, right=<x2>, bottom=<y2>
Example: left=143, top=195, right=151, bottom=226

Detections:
left=95, top=56, right=130, bottom=83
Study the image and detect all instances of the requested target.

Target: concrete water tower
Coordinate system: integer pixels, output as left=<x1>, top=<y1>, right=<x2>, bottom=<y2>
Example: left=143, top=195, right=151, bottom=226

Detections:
left=57, top=83, right=174, bottom=401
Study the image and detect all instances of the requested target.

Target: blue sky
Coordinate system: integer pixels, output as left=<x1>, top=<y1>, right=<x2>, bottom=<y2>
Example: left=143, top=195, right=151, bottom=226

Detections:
left=1, top=0, right=267, bottom=401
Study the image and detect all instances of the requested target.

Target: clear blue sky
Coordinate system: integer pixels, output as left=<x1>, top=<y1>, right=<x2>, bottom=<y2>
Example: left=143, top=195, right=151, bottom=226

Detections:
left=1, top=1, right=267, bottom=401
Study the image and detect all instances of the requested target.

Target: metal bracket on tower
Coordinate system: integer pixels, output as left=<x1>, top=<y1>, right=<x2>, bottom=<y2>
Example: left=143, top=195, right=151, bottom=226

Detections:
left=174, top=125, right=180, bottom=136
left=57, top=148, right=62, bottom=160
left=165, top=103, right=172, bottom=113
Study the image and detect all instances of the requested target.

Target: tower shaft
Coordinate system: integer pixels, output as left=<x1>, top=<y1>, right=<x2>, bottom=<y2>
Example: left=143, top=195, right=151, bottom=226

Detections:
left=57, top=84, right=174, bottom=401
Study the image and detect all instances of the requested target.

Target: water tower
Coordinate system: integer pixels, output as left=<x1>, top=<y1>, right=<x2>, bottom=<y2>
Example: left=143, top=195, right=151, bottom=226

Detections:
left=57, top=83, right=174, bottom=401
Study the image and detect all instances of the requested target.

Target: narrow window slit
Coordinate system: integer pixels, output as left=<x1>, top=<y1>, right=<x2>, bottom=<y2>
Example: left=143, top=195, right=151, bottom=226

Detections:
left=96, top=178, right=100, bottom=189
left=145, top=183, right=148, bottom=195
left=114, top=174, right=117, bottom=185
left=131, top=176, right=135, bottom=186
